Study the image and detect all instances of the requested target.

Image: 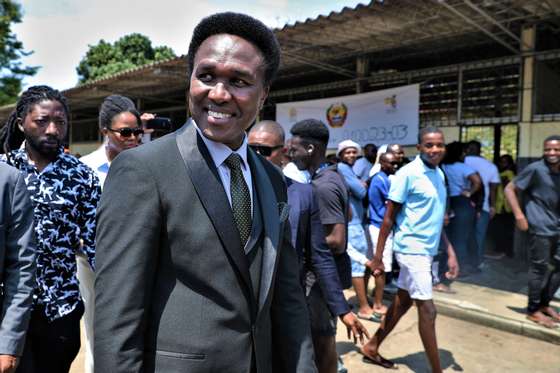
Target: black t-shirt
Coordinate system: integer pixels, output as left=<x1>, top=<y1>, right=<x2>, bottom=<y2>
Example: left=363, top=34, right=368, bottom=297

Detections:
left=514, top=159, right=560, bottom=236
left=312, top=165, right=352, bottom=288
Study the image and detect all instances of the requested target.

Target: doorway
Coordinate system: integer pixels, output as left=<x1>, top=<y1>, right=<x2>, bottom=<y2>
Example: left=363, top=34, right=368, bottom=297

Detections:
left=460, top=124, right=518, bottom=163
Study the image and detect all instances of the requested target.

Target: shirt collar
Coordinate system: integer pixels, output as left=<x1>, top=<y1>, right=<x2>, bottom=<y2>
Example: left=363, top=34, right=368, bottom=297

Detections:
left=414, top=155, right=438, bottom=172
left=192, top=120, right=249, bottom=170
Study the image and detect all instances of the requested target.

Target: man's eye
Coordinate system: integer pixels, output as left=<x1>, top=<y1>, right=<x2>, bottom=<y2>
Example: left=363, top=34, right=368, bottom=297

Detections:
left=198, top=73, right=213, bottom=82
left=232, top=79, right=249, bottom=87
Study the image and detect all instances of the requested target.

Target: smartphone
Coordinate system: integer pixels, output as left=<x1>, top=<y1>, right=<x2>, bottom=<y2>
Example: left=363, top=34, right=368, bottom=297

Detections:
left=146, top=117, right=172, bottom=131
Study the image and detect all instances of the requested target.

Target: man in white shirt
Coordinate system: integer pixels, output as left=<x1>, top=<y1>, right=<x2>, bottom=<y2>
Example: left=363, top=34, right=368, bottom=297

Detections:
left=464, top=141, right=500, bottom=272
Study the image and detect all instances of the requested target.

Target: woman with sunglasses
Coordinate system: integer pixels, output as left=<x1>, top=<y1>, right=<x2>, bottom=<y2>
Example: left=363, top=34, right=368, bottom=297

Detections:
left=78, top=94, right=147, bottom=373
left=80, top=95, right=146, bottom=186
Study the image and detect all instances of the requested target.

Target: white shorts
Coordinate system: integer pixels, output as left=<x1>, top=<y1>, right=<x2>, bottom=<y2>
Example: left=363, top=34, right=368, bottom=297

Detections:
left=395, top=253, right=433, bottom=300
left=368, top=224, right=393, bottom=272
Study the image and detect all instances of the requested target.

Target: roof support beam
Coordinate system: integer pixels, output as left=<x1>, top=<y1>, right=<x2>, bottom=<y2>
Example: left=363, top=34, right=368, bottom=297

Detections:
left=434, top=0, right=519, bottom=54
left=461, top=0, right=527, bottom=48
left=282, top=51, right=356, bottom=78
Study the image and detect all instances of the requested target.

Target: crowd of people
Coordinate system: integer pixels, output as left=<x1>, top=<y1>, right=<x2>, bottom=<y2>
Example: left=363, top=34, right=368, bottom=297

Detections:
left=0, top=10, right=559, bottom=373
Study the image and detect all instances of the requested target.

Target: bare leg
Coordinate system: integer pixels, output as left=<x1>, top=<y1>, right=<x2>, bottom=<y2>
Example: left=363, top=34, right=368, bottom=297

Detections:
left=312, top=335, right=337, bottom=373
left=361, top=289, right=412, bottom=358
left=416, top=299, right=442, bottom=373
left=373, top=273, right=388, bottom=314
left=353, top=277, right=374, bottom=315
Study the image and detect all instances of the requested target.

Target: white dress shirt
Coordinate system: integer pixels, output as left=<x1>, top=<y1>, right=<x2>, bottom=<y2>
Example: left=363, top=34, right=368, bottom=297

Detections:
left=194, top=122, right=253, bottom=214
left=80, top=145, right=110, bottom=188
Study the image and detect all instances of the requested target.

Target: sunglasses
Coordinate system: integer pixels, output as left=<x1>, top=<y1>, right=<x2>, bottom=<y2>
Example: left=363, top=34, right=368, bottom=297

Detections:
left=249, top=144, right=283, bottom=157
left=107, top=127, right=144, bottom=137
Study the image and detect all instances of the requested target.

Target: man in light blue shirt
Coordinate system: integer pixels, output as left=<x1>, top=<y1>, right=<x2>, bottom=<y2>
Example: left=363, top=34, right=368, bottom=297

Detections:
left=361, top=127, right=459, bottom=372
left=353, top=143, right=377, bottom=181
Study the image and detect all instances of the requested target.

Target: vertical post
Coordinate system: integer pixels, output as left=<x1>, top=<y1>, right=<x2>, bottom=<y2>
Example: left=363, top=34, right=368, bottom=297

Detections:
left=356, top=56, right=369, bottom=93
left=518, top=25, right=536, bottom=166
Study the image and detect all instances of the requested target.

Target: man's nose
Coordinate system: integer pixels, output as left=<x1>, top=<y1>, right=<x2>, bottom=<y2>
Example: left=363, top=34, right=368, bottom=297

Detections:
left=45, top=121, right=59, bottom=136
left=208, top=82, right=232, bottom=103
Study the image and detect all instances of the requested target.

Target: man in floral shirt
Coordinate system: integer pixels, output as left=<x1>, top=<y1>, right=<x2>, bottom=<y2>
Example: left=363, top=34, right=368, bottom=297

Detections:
left=0, top=86, right=100, bottom=373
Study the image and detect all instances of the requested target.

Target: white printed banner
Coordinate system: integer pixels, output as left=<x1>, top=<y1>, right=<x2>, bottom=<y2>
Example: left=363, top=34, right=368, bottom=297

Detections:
left=276, top=84, right=419, bottom=148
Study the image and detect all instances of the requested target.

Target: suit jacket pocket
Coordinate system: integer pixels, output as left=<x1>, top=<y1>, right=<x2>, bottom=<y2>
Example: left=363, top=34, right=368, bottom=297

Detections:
left=156, top=350, right=206, bottom=360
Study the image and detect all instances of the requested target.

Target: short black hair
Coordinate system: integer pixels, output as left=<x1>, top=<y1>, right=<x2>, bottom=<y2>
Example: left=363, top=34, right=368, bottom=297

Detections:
left=187, top=12, right=280, bottom=86
left=442, top=141, right=465, bottom=164
left=290, top=119, right=329, bottom=146
left=466, top=140, right=481, bottom=155
left=418, top=126, right=443, bottom=144
left=98, top=95, right=141, bottom=130
left=544, top=135, right=560, bottom=143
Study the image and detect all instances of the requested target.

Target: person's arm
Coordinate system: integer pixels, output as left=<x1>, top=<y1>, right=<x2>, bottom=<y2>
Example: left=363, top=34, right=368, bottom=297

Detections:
left=463, top=172, right=482, bottom=197
left=504, top=181, right=528, bottom=231
left=307, top=192, right=369, bottom=343
left=370, top=200, right=401, bottom=276
left=94, top=153, right=162, bottom=372
left=440, top=231, right=459, bottom=279
left=0, top=172, right=36, bottom=370
left=77, top=170, right=101, bottom=270
left=324, top=223, right=345, bottom=254
left=338, top=164, right=366, bottom=199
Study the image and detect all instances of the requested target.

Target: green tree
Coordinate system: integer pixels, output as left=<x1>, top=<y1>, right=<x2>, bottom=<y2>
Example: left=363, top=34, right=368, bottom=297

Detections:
left=77, top=33, right=177, bottom=84
left=0, top=0, right=38, bottom=105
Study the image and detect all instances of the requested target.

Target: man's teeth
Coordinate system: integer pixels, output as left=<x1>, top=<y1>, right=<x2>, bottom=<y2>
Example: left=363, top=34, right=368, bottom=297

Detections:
left=208, top=110, right=232, bottom=119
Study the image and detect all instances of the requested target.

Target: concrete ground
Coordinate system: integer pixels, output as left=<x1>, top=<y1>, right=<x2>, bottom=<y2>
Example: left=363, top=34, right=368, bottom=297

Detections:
left=336, top=311, right=560, bottom=373
left=71, top=310, right=559, bottom=373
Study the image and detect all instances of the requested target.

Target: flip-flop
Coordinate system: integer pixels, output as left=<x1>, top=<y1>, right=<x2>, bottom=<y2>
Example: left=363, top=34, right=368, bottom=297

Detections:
left=357, top=312, right=382, bottom=322
left=527, top=315, right=558, bottom=329
left=362, top=354, right=397, bottom=369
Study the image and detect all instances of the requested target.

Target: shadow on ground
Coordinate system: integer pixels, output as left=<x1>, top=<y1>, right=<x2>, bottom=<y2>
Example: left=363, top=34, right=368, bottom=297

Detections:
left=391, top=349, right=463, bottom=372
left=336, top=343, right=463, bottom=373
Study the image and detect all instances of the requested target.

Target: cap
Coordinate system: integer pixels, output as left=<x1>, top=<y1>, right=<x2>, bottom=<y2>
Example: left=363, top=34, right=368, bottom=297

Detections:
left=337, top=139, right=361, bottom=156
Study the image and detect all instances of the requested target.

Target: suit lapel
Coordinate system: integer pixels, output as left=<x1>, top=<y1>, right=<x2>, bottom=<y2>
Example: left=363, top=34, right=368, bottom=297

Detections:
left=248, top=150, right=280, bottom=312
left=175, top=122, right=252, bottom=294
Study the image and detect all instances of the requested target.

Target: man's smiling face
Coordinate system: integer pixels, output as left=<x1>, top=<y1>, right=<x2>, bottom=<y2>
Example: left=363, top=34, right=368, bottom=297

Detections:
left=188, top=34, right=269, bottom=150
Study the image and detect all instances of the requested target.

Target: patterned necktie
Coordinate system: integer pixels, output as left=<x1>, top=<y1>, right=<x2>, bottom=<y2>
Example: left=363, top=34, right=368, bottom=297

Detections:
left=224, top=153, right=252, bottom=246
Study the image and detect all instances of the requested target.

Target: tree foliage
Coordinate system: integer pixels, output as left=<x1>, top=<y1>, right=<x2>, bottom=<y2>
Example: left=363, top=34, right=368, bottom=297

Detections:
left=77, top=33, right=176, bottom=84
left=0, top=0, right=38, bottom=105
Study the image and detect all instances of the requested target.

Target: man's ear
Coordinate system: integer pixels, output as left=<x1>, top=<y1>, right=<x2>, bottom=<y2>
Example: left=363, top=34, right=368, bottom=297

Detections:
left=416, top=143, right=421, bottom=152
left=259, top=86, right=270, bottom=110
left=16, top=118, right=24, bottom=132
left=307, top=143, right=315, bottom=154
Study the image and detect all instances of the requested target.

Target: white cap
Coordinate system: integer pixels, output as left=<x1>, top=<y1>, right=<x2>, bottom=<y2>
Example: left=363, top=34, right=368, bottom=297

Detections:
left=337, top=139, right=361, bottom=156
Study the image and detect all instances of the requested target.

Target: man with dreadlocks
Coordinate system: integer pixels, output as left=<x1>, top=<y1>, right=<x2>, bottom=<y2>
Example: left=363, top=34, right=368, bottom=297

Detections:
left=0, top=85, right=101, bottom=373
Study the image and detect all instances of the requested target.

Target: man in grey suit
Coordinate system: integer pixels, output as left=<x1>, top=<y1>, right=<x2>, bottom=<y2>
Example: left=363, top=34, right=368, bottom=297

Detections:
left=94, top=12, right=316, bottom=373
left=0, top=163, right=36, bottom=373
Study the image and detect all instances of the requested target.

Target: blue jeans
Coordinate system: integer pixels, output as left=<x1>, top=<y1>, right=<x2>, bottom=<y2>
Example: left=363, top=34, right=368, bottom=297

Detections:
left=446, top=196, right=476, bottom=270
left=470, top=210, right=490, bottom=268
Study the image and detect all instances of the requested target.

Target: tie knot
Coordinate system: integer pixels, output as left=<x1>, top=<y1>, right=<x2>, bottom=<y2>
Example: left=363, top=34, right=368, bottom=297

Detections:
left=224, top=153, right=243, bottom=171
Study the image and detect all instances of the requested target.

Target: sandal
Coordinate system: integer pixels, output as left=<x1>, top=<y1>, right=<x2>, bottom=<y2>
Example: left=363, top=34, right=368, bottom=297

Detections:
left=362, top=354, right=397, bottom=369
left=357, top=312, right=382, bottom=322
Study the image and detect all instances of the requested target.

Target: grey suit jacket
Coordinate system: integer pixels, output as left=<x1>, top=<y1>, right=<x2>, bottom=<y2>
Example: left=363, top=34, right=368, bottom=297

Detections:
left=94, top=122, right=316, bottom=373
left=0, top=162, right=36, bottom=356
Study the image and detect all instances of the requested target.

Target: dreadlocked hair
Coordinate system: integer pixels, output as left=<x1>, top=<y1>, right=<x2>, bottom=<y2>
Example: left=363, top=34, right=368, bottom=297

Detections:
left=0, top=85, right=69, bottom=164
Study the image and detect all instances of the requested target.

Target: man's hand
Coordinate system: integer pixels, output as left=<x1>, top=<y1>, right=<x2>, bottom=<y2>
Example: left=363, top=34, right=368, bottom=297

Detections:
left=0, top=355, right=18, bottom=373
left=367, top=258, right=384, bottom=277
left=446, top=251, right=459, bottom=280
left=489, top=206, right=496, bottom=219
left=340, top=312, right=370, bottom=344
left=515, top=215, right=529, bottom=231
